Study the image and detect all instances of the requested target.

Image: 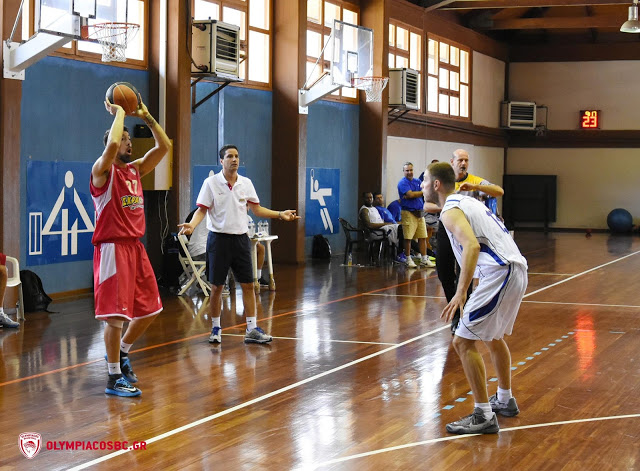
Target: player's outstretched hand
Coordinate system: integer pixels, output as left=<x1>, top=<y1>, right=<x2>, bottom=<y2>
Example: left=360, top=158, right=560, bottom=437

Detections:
left=441, top=292, right=466, bottom=323
left=133, top=96, right=150, bottom=120
left=280, top=210, right=301, bottom=222
left=104, top=98, right=124, bottom=116
left=178, top=223, right=195, bottom=236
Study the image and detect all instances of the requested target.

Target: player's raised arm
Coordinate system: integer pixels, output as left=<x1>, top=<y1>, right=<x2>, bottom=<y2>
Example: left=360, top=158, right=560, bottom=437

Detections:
left=92, top=99, right=125, bottom=189
left=249, top=203, right=300, bottom=221
left=132, top=98, right=171, bottom=177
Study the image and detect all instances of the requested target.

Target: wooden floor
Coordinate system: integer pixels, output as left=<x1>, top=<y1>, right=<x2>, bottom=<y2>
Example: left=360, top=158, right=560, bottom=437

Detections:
left=2, top=232, right=640, bottom=470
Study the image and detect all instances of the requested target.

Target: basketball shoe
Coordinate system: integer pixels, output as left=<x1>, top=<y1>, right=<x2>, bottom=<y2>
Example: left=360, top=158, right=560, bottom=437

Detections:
left=105, top=375, right=141, bottom=397
left=244, top=327, right=272, bottom=344
left=103, top=354, right=138, bottom=383
left=0, top=312, right=19, bottom=328
left=489, top=394, right=520, bottom=417
left=446, top=408, right=499, bottom=434
left=209, top=326, right=222, bottom=344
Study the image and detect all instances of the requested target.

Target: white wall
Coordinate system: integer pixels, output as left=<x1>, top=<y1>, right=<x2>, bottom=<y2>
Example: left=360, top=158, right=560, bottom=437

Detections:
left=386, top=137, right=504, bottom=208
left=509, top=61, right=640, bottom=130
left=473, top=52, right=505, bottom=128
left=507, top=148, right=640, bottom=229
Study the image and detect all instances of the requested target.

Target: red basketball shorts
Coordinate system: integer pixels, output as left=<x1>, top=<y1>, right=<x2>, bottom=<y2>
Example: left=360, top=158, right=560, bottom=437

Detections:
left=93, top=240, right=162, bottom=321
left=0, top=253, right=5, bottom=266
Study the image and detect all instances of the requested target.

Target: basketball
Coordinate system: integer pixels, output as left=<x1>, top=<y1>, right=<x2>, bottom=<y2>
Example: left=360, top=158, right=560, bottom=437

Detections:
left=607, top=208, right=633, bottom=233
left=106, top=82, right=140, bottom=115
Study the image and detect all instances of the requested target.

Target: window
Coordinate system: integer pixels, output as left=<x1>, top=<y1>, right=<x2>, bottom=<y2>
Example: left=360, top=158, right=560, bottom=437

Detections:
left=389, top=20, right=422, bottom=111
left=193, top=0, right=272, bottom=87
left=306, top=0, right=359, bottom=102
left=427, top=35, right=470, bottom=119
left=22, top=0, right=149, bottom=68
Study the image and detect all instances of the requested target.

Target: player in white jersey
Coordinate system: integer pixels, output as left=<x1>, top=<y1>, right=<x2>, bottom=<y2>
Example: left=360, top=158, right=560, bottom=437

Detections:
left=422, top=162, right=528, bottom=435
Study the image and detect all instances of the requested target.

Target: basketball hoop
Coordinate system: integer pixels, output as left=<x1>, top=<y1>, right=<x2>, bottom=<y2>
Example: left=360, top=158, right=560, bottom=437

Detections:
left=352, top=76, right=389, bottom=102
left=86, top=22, right=139, bottom=62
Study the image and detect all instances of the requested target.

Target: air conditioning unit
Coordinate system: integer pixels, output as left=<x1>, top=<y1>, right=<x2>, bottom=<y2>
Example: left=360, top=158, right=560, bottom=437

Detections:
left=191, top=20, right=240, bottom=79
left=501, top=101, right=536, bottom=129
left=388, top=68, right=420, bottom=110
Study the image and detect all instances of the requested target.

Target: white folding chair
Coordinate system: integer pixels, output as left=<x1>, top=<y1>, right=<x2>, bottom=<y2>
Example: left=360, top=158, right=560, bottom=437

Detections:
left=4, top=256, right=25, bottom=321
left=176, top=234, right=210, bottom=297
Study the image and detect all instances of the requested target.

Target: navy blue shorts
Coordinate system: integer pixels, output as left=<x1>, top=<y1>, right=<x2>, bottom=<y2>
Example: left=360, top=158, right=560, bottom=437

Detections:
left=206, top=232, right=253, bottom=286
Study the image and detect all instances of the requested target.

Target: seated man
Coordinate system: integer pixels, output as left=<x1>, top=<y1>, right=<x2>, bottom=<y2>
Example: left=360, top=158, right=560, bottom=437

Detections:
left=359, top=191, right=399, bottom=250
left=386, top=198, right=402, bottom=223
left=185, top=209, right=207, bottom=262
left=0, top=253, right=20, bottom=328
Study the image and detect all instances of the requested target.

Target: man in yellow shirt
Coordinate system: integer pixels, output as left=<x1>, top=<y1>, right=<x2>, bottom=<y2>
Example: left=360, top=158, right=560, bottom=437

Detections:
left=425, top=149, right=504, bottom=333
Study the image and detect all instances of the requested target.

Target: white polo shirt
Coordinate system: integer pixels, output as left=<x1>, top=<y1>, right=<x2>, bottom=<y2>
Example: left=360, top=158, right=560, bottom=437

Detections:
left=196, top=171, right=259, bottom=234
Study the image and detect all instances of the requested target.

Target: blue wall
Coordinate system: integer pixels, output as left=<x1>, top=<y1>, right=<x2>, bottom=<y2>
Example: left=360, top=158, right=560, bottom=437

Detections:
left=306, top=100, right=360, bottom=255
left=20, top=56, right=149, bottom=293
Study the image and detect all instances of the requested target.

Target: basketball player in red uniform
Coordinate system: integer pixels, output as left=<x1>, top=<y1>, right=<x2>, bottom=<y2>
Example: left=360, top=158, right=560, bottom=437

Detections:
left=91, top=96, right=171, bottom=397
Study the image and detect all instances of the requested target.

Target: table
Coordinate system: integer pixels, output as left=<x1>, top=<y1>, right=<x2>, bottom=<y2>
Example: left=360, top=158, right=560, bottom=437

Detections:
left=250, top=235, right=278, bottom=293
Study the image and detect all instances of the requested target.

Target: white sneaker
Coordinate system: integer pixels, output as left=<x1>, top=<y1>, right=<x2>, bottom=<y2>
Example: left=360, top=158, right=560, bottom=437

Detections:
left=421, top=256, right=435, bottom=268
left=406, top=257, right=417, bottom=268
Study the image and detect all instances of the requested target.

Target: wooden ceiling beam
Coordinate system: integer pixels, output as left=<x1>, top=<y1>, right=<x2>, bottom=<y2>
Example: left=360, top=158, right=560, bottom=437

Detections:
left=484, top=14, right=625, bottom=28
left=439, top=0, right=628, bottom=10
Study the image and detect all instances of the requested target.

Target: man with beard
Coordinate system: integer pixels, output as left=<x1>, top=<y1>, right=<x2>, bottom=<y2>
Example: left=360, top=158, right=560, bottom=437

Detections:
left=91, top=96, right=171, bottom=397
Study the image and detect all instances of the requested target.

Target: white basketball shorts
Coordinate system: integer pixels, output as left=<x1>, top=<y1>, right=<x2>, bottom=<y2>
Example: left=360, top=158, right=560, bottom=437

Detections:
left=456, top=263, right=528, bottom=341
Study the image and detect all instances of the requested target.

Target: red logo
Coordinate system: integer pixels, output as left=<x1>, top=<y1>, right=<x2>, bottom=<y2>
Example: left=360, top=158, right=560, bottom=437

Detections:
left=19, top=432, right=42, bottom=459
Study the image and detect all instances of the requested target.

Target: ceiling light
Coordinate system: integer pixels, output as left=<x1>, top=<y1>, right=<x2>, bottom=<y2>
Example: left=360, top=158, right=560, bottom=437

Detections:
left=621, top=0, right=640, bottom=33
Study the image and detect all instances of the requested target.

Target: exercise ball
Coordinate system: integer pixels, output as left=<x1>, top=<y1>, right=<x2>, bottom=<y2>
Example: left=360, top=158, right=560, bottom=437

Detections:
left=606, top=208, right=633, bottom=233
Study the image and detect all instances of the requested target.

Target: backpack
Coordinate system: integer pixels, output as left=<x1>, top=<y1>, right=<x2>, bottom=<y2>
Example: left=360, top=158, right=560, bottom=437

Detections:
left=19, top=270, right=53, bottom=312
left=312, top=234, right=331, bottom=259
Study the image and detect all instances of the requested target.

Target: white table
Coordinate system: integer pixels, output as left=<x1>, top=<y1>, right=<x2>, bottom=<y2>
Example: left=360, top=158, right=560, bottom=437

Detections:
left=250, top=235, right=278, bottom=292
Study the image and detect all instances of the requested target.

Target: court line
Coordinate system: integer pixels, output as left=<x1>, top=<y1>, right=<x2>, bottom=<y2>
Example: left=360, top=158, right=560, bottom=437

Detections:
left=523, top=249, right=640, bottom=299
left=365, top=294, right=446, bottom=299
left=68, top=251, right=639, bottom=468
left=223, top=333, right=398, bottom=346
left=309, top=413, right=640, bottom=469
left=528, top=272, right=574, bottom=276
left=523, top=300, right=640, bottom=309
left=67, top=324, right=451, bottom=471
left=0, top=273, right=438, bottom=389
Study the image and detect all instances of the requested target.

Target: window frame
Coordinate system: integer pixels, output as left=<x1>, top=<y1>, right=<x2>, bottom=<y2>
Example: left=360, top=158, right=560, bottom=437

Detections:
left=306, top=0, right=360, bottom=104
left=426, top=33, right=472, bottom=121
left=388, top=19, right=423, bottom=113
left=192, top=0, right=273, bottom=90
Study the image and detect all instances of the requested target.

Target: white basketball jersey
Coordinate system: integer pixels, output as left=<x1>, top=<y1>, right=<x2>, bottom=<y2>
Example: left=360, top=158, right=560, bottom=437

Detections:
left=442, top=195, right=528, bottom=271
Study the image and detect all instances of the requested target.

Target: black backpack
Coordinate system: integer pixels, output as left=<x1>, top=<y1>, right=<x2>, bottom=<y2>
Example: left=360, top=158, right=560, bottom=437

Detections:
left=19, top=270, right=53, bottom=312
left=312, top=234, right=331, bottom=259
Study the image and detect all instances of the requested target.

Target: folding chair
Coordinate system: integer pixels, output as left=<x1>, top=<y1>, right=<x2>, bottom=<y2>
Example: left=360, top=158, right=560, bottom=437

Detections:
left=176, top=234, right=210, bottom=297
left=339, top=218, right=364, bottom=264
left=4, top=256, right=25, bottom=321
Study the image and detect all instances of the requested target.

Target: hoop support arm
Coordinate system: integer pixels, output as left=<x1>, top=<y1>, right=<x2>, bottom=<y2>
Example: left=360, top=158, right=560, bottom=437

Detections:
left=298, top=74, right=342, bottom=114
left=4, top=33, right=71, bottom=80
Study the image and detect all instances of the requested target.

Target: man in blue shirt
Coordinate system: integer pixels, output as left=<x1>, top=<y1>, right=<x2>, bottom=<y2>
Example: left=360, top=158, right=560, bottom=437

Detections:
left=373, top=192, right=397, bottom=223
left=397, top=162, right=434, bottom=268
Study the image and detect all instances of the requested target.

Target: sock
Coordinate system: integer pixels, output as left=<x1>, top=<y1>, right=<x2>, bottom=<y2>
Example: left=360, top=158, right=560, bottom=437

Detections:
left=212, top=317, right=221, bottom=329
left=108, top=362, right=122, bottom=375
left=475, top=403, right=493, bottom=420
left=497, top=387, right=512, bottom=403
left=246, top=317, right=257, bottom=332
left=0, top=307, right=4, bottom=315
left=120, top=341, right=133, bottom=356
left=257, top=269, right=262, bottom=278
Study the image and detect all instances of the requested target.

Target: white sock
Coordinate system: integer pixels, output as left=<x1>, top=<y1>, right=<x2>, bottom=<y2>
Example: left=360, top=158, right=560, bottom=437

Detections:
left=0, top=308, right=4, bottom=314
left=108, top=362, right=122, bottom=375
left=212, top=317, right=221, bottom=328
left=120, top=341, right=133, bottom=354
left=257, top=269, right=262, bottom=278
left=475, top=402, right=493, bottom=420
left=246, top=317, right=257, bottom=332
left=497, top=387, right=512, bottom=403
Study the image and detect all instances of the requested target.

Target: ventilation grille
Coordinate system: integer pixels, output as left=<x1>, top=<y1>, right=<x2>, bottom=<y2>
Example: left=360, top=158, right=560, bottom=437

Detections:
left=501, top=101, right=536, bottom=129
left=388, top=68, right=420, bottom=110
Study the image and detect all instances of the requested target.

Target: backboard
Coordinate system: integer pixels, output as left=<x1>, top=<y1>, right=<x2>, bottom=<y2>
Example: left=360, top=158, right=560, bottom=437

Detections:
left=330, top=20, right=373, bottom=88
left=36, top=0, right=127, bottom=39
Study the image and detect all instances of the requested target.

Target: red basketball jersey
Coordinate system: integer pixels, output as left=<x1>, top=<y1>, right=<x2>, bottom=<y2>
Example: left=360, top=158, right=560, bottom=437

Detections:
left=91, top=163, right=145, bottom=244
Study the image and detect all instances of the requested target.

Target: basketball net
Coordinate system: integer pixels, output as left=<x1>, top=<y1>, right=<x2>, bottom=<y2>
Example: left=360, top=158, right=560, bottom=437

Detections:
left=352, top=76, right=389, bottom=102
left=87, top=22, right=140, bottom=62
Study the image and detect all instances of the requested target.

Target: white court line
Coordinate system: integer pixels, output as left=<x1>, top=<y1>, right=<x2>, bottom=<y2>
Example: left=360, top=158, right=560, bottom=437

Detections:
left=68, top=325, right=450, bottom=471
left=309, top=413, right=640, bottom=469
left=365, top=293, right=446, bottom=299
left=524, top=250, right=640, bottom=299
left=528, top=272, right=575, bottom=276
left=223, top=333, right=398, bottom=346
left=70, top=249, right=640, bottom=470
left=524, top=300, right=640, bottom=309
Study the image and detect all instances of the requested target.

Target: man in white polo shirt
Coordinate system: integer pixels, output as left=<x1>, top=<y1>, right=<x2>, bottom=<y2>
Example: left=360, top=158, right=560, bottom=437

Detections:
left=178, top=145, right=299, bottom=344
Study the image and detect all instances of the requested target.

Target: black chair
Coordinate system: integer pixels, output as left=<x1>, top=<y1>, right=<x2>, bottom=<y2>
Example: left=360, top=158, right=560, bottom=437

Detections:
left=362, top=226, right=391, bottom=265
left=338, top=218, right=364, bottom=264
